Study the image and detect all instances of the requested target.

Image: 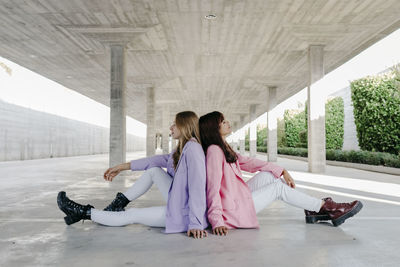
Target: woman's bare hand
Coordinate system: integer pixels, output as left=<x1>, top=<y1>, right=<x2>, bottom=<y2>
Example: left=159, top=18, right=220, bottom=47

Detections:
left=187, top=229, right=208, bottom=239
left=212, top=226, right=228, bottom=236
left=103, top=165, right=123, bottom=181
left=104, top=163, right=130, bottom=181
left=282, top=169, right=296, bottom=188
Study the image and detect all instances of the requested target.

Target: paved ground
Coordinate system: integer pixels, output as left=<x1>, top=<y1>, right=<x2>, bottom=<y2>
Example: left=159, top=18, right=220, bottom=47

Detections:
left=0, top=151, right=399, bottom=267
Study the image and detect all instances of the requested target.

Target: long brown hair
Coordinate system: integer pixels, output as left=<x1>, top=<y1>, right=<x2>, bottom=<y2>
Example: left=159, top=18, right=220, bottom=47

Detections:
left=199, top=111, right=237, bottom=163
left=172, top=111, right=201, bottom=169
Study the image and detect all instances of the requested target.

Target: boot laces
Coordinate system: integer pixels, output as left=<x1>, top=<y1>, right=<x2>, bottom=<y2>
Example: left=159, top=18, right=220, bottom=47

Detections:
left=65, top=197, right=85, bottom=210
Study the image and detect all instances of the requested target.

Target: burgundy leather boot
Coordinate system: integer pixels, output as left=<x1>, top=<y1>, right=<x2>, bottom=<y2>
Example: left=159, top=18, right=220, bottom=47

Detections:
left=305, top=197, right=332, bottom=224
left=305, top=198, right=363, bottom=226
left=322, top=198, right=363, bottom=226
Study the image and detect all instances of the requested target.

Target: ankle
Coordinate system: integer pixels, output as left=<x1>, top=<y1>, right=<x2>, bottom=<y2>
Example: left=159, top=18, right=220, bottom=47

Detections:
left=318, top=200, right=326, bottom=212
left=86, top=207, right=92, bottom=219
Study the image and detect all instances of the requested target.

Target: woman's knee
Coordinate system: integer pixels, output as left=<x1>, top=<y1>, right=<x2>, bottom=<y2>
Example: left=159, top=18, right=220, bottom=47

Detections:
left=146, top=167, right=164, bottom=176
left=259, top=171, right=276, bottom=178
left=258, top=171, right=278, bottom=183
left=146, top=167, right=170, bottom=183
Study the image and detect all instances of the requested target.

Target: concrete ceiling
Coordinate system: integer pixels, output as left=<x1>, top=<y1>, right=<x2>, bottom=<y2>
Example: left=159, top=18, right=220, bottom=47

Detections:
left=0, top=0, right=399, bottom=132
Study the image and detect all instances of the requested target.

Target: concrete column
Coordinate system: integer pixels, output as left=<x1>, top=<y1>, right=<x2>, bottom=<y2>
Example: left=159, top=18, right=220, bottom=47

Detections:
left=249, top=104, right=257, bottom=158
left=267, top=86, right=278, bottom=162
left=146, top=87, right=156, bottom=157
left=156, top=133, right=162, bottom=150
left=162, top=106, right=170, bottom=154
left=239, top=115, right=246, bottom=155
left=307, top=45, right=326, bottom=173
left=231, top=122, right=238, bottom=151
left=109, top=44, right=126, bottom=167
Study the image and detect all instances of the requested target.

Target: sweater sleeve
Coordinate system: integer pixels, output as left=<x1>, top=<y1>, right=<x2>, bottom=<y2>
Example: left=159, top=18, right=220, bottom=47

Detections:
left=186, top=143, right=208, bottom=230
left=130, top=153, right=170, bottom=171
left=206, top=145, right=225, bottom=229
left=236, top=153, right=284, bottom=178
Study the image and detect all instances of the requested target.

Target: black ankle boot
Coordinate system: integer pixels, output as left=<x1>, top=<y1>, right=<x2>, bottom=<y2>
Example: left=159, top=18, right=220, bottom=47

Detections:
left=57, top=191, right=93, bottom=225
left=103, top=192, right=130, bottom=211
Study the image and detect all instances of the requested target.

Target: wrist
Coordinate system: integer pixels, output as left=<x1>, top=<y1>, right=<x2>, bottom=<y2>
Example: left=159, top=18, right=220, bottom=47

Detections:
left=120, top=162, right=130, bottom=171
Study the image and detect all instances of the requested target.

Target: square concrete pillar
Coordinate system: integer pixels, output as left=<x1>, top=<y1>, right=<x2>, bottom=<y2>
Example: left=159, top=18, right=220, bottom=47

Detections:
left=146, top=87, right=156, bottom=157
left=267, top=86, right=278, bottom=162
left=307, top=45, right=326, bottom=173
left=162, top=106, right=170, bottom=154
left=249, top=105, right=257, bottom=158
left=231, top=122, right=238, bottom=152
left=239, top=115, right=246, bottom=155
left=109, top=44, right=126, bottom=168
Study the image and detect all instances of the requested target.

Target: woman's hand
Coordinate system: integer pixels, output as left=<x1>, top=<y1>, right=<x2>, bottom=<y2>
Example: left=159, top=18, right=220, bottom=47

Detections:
left=104, top=163, right=129, bottom=181
left=282, top=169, right=296, bottom=188
left=187, top=229, right=208, bottom=239
left=212, top=226, right=228, bottom=236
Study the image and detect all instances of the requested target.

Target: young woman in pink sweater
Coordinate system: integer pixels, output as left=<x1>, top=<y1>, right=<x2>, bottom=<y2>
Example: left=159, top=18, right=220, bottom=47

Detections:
left=199, top=111, right=363, bottom=235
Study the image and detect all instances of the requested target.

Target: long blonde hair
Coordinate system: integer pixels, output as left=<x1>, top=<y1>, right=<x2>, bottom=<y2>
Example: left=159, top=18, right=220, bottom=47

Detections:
left=172, top=111, right=201, bottom=169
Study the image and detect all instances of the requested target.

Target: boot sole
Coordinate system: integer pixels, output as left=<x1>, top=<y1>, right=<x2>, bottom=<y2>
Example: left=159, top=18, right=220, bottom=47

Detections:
left=332, top=201, right=363, bottom=227
left=305, top=214, right=331, bottom=224
left=63, top=216, right=79, bottom=225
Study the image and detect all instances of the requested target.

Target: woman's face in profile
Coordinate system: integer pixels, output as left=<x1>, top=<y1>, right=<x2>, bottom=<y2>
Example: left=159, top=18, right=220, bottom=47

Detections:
left=219, top=117, right=232, bottom=137
left=170, top=121, right=181, bottom=139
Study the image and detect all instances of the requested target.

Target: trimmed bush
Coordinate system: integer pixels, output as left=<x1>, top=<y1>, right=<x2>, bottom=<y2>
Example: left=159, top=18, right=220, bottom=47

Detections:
left=279, top=147, right=400, bottom=168
left=325, top=97, right=344, bottom=149
left=351, top=69, right=400, bottom=155
left=245, top=129, right=249, bottom=146
left=244, top=146, right=400, bottom=167
left=278, top=147, right=308, bottom=157
left=297, top=129, right=308, bottom=148
left=284, top=109, right=306, bottom=147
left=277, top=118, right=286, bottom=147
left=283, top=97, right=344, bottom=149
left=257, top=146, right=267, bottom=153
left=257, top=124, right=267, bottom=147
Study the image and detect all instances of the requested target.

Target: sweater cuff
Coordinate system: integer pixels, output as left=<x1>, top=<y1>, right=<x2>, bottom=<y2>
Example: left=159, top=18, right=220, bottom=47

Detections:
left=267, top=164, right=285, bottom=178
left=209, top=214, right=224, bottom=229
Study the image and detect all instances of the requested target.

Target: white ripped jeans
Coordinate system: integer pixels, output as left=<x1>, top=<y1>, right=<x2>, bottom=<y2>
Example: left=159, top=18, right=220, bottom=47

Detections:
left=247, top=171, right=322, bottom=213
left=91, top=167, right=172, bottom=227
left=91, top=169, right=322, bottom=227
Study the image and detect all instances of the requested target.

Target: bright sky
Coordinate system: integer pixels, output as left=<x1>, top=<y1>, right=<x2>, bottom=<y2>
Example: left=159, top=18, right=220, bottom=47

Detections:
left=227, top=28, right=400, bottom=142
left=0, top=58, right=146, bottom=137
left=0, top=28, right=399, bottom=140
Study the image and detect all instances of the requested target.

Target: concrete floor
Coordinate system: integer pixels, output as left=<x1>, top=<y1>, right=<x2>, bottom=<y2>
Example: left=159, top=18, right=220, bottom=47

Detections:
left=0, top=151, right=399, bottom=267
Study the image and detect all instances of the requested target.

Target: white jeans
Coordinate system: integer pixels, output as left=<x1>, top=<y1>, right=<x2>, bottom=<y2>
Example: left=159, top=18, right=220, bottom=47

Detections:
left=246, top=171, right=322, bottom=213
left=91, top=167, right=172, bottom=227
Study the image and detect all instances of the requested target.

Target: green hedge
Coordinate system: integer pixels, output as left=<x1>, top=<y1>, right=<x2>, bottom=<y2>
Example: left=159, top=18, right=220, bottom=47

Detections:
left=351, top=69, right=400, bottom=155
left=244, top=146, right=400, bottom=168
left=278, top=146, right=308, bottom=157
left=277, top=118, right=286, bottom=147
left=325, top=97, right=344, bottom=149
left=284, top=109, right=306, bottom=147
left=245, top=129, right=249, bottom=146
left=245, top=125, right=268, bottom=147
left=257, top=124, right=267, bottom=146
left=280, top=147, right=400, bottom=168
left=283, top=97, right=344, bottom=149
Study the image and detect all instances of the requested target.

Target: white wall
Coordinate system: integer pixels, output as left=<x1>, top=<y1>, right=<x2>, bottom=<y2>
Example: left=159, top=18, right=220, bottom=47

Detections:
left=0, top=100, right=145, bottom=161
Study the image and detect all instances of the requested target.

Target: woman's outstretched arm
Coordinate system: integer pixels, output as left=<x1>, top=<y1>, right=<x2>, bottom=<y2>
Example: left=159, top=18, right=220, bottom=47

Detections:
left=130, top=153, right=171, bottom=171
left=104, top=153, right=171, bottom=181
left=236, top=153, right=295, bottom=188
left=236, top=153, right=284, bottom=178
